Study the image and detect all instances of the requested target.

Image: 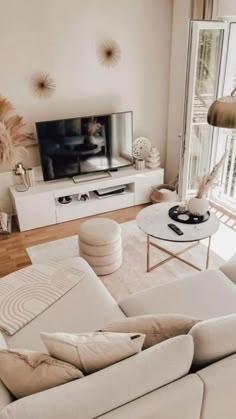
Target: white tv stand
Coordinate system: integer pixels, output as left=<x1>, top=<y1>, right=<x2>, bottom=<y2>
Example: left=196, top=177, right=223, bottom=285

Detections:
left=10, top=167, right=164, bottom=232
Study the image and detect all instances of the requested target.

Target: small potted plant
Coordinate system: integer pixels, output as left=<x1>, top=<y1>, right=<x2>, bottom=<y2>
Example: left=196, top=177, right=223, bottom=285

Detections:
left=187, top=152, right=227, bottom=216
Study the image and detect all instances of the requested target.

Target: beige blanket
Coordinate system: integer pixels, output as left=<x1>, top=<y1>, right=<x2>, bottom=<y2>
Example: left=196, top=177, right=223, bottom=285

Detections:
left=0, top=262, right=85, bottom=335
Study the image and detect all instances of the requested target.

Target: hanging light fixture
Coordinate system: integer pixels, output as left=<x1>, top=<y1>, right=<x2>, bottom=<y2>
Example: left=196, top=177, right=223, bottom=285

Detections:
left=207, top=88, right=236, bottom=128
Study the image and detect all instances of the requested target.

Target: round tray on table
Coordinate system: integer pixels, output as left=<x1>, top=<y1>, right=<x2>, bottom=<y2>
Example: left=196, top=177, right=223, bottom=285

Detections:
left=168, top=205, right=210, bottom=224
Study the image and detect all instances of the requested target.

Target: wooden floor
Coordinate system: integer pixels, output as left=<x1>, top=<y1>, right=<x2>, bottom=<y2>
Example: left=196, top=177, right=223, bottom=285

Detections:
left=0, top=205, right=146, bottom=278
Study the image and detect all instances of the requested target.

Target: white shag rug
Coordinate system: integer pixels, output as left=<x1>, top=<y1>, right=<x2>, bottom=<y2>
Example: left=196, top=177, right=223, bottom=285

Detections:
left=26, top=220, right=224, bottom=301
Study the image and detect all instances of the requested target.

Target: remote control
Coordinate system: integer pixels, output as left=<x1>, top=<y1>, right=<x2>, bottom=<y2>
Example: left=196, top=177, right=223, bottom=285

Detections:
left=168, top=223, right=184, bottom=236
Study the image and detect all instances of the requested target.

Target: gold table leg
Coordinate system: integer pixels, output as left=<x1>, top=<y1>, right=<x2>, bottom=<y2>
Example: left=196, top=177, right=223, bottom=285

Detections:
left=146, top=237, right=210, bottom=273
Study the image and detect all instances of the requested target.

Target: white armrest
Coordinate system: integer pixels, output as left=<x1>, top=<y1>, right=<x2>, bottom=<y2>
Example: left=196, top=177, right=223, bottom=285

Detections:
left=0, top=336, right=193, bottom=419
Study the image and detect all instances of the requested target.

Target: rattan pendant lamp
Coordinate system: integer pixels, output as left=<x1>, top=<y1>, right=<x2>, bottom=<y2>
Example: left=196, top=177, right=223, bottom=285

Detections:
left=207, top=88, right=236, bottom=128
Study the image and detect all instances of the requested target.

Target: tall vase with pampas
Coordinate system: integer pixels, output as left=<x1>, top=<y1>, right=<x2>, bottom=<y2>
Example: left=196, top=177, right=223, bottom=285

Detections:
left=187, top=152, right=227, bottom=216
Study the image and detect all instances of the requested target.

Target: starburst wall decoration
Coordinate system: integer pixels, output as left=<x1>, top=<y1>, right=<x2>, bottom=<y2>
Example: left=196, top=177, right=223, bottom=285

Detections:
left=30, top=72, right=56, bottom=99
left=97, top=40, right=121, bottom=67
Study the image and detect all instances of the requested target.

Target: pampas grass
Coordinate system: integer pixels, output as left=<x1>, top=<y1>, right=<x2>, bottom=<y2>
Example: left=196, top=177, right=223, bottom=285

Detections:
left=0, top=96, right=33, bottom=165
left=196, top=151, right=227, bottom=198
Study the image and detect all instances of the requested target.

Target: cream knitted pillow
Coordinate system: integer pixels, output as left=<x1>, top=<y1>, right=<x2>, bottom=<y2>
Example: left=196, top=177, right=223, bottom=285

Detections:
left=41, top=331, right=145, bottom=375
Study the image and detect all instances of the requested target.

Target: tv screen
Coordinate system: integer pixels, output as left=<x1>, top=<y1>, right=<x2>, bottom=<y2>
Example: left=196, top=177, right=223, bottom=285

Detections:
left=36, top=111, right=133, bottom=181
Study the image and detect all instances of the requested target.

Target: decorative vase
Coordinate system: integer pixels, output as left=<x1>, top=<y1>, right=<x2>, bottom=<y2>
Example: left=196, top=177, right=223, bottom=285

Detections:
left=134, top=158, right=146, bottom=170
left=187, top=196, right=209, bottom=216
left=13, top=163, right=29, bottom=192
left=25, top=168, right=36, bottom=187
left=146, top=146, right=160, bottom=169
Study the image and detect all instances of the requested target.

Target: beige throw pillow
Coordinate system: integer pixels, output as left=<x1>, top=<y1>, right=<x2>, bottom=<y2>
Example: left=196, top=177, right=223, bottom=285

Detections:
left=0, top=349, right=83, bottom=399
left=41, top=331, right=145, bottom=374
left=101, top=314, right=199, bottom=349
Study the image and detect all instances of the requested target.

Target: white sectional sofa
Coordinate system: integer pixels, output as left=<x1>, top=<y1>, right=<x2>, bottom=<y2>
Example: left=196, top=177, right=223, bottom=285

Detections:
left=0, top=255, right=236, bottom=419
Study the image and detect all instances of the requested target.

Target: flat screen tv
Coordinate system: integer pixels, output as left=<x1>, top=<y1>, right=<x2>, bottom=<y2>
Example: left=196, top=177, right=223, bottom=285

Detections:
left=36, top=111, right=133, bottom=181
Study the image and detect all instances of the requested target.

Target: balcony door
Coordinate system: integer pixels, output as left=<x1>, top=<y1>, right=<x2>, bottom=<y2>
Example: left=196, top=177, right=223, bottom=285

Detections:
left=179, top=20, right=228, bottom=202
left=211, top=22, right=236, bottom=211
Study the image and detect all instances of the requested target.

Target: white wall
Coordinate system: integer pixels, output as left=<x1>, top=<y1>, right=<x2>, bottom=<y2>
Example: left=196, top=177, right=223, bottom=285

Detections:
left=218, top=0, right=236, bottom=17
left=165, top=0, right=192, bottom=183
left=0, top=0, right=173, bottom=211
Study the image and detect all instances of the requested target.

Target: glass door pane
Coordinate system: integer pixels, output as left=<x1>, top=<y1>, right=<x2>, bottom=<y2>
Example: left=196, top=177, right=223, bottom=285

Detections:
left=211, top=23, right=236, bottom=211
left=179, top=21, right=227, bottom=201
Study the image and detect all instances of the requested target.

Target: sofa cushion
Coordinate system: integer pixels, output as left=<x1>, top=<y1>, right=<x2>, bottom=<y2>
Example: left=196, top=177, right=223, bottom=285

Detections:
left=99, top=374, right=203, bottom=419
left=101, top=314, right=198, bottom=349
left=220, top=252, right=236, bottom=284
left=41, top=331, right=144, bottom=374
left=0, top=336, right=194, bottom=419
left=0, top=349, right=83, bottom=399
left=189, top=313, right=236, bottom=367
left=0, top=261, right=85, bottom=336
left=4, top=258, right=125, bottom=351
left=197, top=354, right=236, bottom=419
left=119, top=269, right=236, bottom=320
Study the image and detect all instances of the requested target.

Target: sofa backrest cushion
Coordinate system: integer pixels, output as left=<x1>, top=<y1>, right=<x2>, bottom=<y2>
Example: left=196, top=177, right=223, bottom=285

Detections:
left=0, top=334, right=13, bottom=412
left=197, top=354, right=236, bottom=419
left=220, top=253, right=236, bottom=284
left=0, top=335, right=194, bottom=419
left=119, top=269, right=236, bottom=320
left=189, top=313, right=236, bottom=367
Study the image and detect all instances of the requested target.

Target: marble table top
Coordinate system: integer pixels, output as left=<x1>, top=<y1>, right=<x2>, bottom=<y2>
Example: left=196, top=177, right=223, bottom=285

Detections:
left=136, top=202, right=220, bottom=243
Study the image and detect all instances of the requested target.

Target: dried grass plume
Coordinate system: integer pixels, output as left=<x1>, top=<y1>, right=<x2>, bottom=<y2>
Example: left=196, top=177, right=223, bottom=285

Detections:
left=196, top=151, right=227, bottom=198
left=0, top=96, right=34, bottom=165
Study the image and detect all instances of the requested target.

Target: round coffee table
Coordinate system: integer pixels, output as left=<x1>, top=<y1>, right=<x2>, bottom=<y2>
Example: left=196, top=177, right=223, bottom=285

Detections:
left=136, top=202, right=220, bottom=272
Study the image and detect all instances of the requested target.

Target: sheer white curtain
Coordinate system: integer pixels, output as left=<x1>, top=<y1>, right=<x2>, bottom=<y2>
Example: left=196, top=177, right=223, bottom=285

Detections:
left=191, top=0, right=219, bottom=20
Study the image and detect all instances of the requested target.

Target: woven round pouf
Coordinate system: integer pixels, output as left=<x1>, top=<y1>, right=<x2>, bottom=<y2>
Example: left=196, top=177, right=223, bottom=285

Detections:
left=79, top=218, right=122, bottom=275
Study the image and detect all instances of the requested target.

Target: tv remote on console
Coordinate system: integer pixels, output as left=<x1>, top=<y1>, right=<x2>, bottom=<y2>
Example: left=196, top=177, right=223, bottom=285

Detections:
left=168, top=223, right=184, bottom=236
